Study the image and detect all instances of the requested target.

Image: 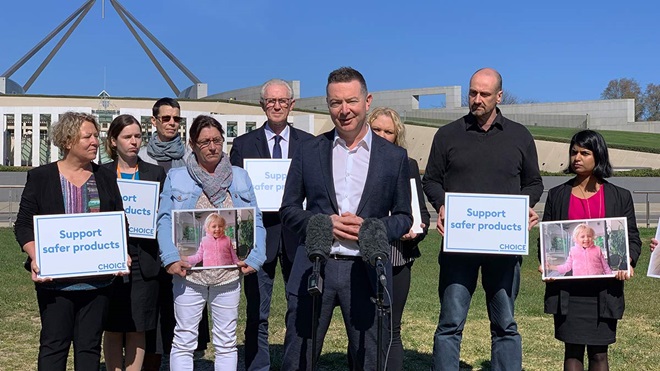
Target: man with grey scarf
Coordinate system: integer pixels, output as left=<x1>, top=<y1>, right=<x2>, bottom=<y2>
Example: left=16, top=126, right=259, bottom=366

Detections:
left=138, top=97, right=187, bottom=172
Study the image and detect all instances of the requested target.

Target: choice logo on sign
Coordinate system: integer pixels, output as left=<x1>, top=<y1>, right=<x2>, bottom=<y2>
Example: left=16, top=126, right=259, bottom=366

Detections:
left=443, top=193, right=530, bottom=256
left=117, top=179, right=160, bottom=239
left=34, top=211, right=129, bottom=278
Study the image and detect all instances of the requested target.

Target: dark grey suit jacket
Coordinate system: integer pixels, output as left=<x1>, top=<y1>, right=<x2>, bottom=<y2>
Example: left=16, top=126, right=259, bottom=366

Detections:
left=280, top=129, right=413, bottom=296
left=230, top=122, right=314, bottom=263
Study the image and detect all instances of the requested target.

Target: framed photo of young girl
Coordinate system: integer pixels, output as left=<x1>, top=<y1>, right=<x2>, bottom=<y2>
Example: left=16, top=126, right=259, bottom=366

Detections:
left=171, top=207, right=256, bottom=270
left=539, top=217, right=630, bottom=280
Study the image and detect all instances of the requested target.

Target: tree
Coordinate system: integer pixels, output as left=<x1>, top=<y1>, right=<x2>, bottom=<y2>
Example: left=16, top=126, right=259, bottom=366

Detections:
left=601, top=78, right=644, bottom=120
left=642, top=83, right=660, bottom=121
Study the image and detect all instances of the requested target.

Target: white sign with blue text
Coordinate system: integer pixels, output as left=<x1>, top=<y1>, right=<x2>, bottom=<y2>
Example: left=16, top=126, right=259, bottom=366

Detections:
left=444, top=193, right=530, bottom=255
left=244, top=159, right=292, bottom=212
left=117, top=179, right=160, bottom=239
left=34, top=211, right=129, bottom=278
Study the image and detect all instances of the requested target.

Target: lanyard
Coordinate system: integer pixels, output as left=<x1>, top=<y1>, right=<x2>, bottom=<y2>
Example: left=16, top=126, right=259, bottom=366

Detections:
left=117, top=164, right=138, bottom=180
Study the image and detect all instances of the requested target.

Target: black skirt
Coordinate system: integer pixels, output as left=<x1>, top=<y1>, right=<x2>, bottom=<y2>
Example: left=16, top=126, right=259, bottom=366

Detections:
left=554, top=295, right=617, bottom=345
left=105, top=252, right=159, bottom=332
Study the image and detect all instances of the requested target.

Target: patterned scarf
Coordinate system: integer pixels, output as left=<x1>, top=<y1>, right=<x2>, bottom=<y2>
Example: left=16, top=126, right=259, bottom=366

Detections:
left=185, top=152, right=233, bottom=207
left=147, top=134, right=186, bottom=167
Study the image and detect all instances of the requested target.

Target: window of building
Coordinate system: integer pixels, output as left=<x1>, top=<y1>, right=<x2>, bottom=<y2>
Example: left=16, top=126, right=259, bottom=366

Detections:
left=226, top=121, right=238, bottom=137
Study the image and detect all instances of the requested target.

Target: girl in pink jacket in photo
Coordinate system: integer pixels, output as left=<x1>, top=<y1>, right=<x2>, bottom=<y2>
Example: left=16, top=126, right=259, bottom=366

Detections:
left=548, top=223, right=612, bottom=276
left=187, top=214, right=241, bottom=268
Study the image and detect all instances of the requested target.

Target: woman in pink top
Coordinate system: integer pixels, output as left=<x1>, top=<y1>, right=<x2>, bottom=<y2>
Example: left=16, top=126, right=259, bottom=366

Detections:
left=548, top=224, right=612, bottom=276
left=187, top=214, right=240, bottom=267
left=538, top=130, right=641, bottom=371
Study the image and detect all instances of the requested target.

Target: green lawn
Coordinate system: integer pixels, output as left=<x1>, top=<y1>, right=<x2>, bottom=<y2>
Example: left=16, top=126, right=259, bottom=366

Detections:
left=527, top=126, right=660, bottom=153
left=405, top=118, right=660, bottom=154
left=1, top=228, right=659, bottom=370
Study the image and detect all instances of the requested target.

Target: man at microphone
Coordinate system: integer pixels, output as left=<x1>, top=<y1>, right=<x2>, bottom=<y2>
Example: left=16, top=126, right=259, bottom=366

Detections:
left=280, top=67, right=413, bottom=370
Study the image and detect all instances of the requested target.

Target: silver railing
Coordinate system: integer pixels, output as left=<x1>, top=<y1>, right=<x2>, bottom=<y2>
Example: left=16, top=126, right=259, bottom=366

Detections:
left=0, top=185, right=25, bottom=226
left=632, top=190, right=660, bottom=228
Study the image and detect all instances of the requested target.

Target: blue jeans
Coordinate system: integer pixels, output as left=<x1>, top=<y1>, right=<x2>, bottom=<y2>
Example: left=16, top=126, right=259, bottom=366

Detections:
left=432, top=253, right=521, bottom=371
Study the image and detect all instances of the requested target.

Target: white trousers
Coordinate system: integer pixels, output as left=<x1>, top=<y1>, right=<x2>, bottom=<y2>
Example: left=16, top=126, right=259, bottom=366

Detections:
left=170, top=276, right=241, bottom=371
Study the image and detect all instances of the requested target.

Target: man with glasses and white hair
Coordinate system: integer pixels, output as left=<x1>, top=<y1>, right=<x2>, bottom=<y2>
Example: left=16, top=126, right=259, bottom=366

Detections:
left=230, top=79, right=314, bottom=370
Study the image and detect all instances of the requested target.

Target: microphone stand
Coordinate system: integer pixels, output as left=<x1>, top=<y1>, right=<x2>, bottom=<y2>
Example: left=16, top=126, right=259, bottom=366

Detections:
left=308, top=256, right=323, bottom=370
left=371, top=258, right=388, bottom=371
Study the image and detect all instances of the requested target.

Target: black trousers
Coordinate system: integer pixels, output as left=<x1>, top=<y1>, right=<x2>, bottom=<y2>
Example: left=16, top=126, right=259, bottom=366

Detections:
left=244, top=251, right=293, bottom=370
left=387, top=262, right=413, bottom=371
left=36, top=287, right=110, bottom=371
left=282, top=258, right=389, bottom=371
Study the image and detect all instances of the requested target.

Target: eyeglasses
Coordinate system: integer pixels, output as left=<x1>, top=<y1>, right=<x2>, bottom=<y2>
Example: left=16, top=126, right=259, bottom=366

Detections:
left=262, top=98, right=292, bottom=108
left=156, top=115, right=183, bottom=123
left=196, top=138, right=224, bottom=148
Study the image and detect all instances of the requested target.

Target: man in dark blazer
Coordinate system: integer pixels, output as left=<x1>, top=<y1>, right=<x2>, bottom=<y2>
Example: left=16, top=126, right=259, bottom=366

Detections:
left=230, top=79, right=314, bottom=371
left=280, top=67, right=413, bottom=370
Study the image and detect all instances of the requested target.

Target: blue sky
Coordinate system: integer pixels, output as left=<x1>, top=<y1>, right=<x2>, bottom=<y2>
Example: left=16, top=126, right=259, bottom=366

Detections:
left=1, top=0, right=658, bottom=105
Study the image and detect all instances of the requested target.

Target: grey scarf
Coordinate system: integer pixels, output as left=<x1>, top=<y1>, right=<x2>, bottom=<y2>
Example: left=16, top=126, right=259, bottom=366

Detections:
left=147, top=134, right=186, bottom=167
left=185, top=152, right=233, bottom=207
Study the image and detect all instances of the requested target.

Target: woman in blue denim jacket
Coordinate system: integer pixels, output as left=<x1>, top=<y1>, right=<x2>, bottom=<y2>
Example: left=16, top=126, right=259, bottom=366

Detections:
left=157, top=115, right=266, bottom=370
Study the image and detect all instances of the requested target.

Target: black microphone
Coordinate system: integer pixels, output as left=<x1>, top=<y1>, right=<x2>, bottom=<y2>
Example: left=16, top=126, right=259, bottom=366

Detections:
left=305, top=214, right=333, bottom=296
left=358, top=218, right=390, bottom=286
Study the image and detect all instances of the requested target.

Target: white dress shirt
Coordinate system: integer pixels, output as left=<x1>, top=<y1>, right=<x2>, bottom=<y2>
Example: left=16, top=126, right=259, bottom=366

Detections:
left=331, top=128, right=372, bottom=256
left=264, top=123, right=290, bottom=158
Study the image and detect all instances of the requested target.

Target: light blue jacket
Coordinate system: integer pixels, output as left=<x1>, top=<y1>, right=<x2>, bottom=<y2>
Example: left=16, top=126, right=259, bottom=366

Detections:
left=157, top=166, right=266, bottom=271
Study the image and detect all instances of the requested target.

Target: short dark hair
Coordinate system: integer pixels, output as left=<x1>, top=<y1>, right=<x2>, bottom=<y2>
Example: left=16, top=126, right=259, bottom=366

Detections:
left=188, top=115, right=225, bottom=147
left=105, top=114, right=140, bottom=159
left=152, top=97, right=180, bottom=117
left=564, top=130, right=613, bottom=179
left=326, top=67, right=368, bottom=96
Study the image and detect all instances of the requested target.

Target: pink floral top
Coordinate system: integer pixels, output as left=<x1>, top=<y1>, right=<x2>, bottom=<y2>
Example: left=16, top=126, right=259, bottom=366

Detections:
left=188, top=233, right=240, bottom=267
left=555, top=243, right=612, bottom=276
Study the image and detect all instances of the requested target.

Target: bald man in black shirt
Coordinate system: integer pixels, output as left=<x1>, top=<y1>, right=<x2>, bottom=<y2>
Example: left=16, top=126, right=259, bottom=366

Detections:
left=422, top=68, right=543, bottom=371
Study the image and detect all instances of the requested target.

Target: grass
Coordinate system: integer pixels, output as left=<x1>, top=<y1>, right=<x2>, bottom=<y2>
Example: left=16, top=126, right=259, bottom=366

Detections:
left=405, top=118, right=660, bottom=155
left=527, top=127, right=660, bottom=154
left=2, top=228, right=660, bottom=370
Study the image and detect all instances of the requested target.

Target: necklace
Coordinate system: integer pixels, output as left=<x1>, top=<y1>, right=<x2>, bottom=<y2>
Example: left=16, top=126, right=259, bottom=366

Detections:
left=576, top=184, right=602, bottom=219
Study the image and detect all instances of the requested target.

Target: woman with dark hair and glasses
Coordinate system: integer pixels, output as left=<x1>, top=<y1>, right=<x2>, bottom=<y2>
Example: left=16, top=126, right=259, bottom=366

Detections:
left=156, top=115, right=266, bottom=369
left=102, top=114, right=166, bottom=371
left=538, top=129, right=641, bottom=370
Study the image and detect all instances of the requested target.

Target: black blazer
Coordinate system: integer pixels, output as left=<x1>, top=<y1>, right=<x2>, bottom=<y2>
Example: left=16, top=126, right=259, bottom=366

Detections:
left=14, top=162, right=125, bottom=276
left=102, top=158, right=167, bottom=279
left=280, top=130, right=413, bottom=296
left=540, top=179, right=642, bottom=319
left=230, top=122, right=314, bottom=263
left=396, top=158, right=431, bottom=261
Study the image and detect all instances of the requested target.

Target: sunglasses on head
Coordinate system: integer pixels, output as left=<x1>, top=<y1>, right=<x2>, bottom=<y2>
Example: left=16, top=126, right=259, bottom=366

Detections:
left=157, top=115, right=183, bottom=123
